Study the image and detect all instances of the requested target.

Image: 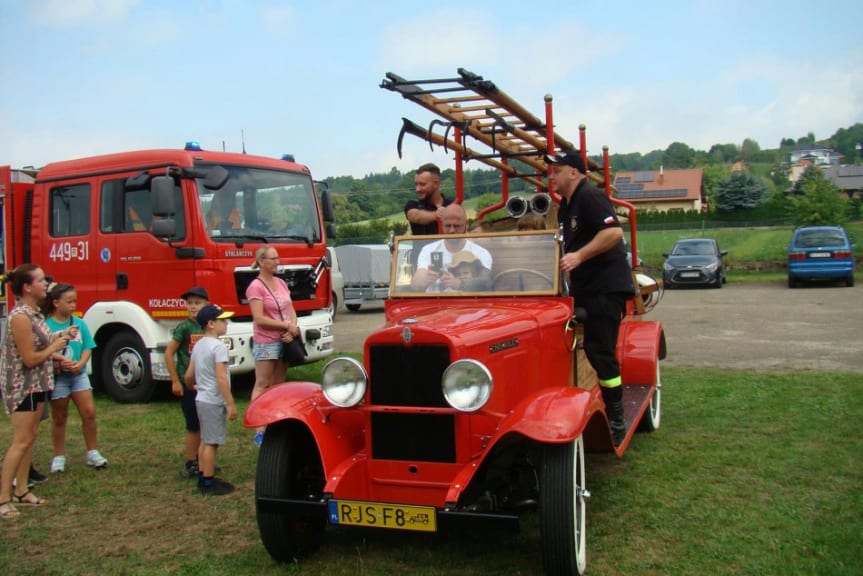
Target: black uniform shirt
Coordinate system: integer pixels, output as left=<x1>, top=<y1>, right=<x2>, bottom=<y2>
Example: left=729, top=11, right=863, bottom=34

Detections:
left=558, top=179, right=633, bottom=297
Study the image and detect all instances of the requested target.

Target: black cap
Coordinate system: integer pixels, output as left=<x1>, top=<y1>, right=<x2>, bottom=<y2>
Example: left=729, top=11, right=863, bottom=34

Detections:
left=197, top=304, right=234, bottom=328
left=545, top=151, right=586, bottom=174
left=180, top=286, right=209, bottom=301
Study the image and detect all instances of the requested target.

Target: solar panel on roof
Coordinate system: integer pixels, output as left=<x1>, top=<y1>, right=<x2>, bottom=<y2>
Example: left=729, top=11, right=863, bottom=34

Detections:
left=634, top=171, right=654, bottom=183
left=617, top=188, right=688, bottom=200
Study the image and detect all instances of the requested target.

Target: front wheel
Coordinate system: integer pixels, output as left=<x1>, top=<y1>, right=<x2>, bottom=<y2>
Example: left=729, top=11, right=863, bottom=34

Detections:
left=256, top=423, right=326, bottom=562
left=98, top=332, right=153, bottom=403
left=346, top=303, right=362, bottom=312
left=540, top=435, right=587, bottom=576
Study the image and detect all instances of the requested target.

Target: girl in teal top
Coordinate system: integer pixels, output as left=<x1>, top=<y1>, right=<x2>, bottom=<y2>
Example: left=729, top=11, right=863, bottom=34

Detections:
left=42, top=283, right=108, bottom=472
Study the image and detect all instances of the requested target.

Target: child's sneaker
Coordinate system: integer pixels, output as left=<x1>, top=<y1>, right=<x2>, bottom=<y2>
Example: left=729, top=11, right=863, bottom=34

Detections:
left=50, top=456, right=66, bottom=474
left=182, top=459, right=199, bottom=479
left=86, top=450, right=108, bottom=468
left=198, top=477, right=235, bottom=496
left=28, top=465, right=47, bottom=484
left=253, top=430, right=265, bottom=446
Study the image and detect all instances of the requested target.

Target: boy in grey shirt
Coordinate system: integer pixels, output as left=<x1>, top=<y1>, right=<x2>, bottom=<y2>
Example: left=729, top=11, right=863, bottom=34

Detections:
left=185, top=304, right=237, bottom=496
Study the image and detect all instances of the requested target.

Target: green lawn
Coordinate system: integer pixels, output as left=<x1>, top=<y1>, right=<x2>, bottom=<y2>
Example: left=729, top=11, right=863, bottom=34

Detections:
left=2, top=366, right=861, bottom=575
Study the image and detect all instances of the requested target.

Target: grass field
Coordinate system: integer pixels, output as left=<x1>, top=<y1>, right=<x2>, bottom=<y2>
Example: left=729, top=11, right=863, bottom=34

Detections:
left=1, top=366, right=861, bottom=576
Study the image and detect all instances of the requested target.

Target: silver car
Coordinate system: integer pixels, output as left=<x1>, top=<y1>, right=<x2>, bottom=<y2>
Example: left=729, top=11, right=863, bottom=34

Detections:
left=662, top=238, right=727, bottom=288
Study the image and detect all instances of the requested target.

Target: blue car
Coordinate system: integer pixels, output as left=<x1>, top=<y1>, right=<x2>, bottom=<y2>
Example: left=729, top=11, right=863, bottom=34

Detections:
left=787, top=226, right=855, bottom=288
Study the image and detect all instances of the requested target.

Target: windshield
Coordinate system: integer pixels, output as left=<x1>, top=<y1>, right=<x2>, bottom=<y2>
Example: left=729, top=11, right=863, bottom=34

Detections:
left=672, top=240, right=716, bottom=256
left=195, top=165, right=320, bottom=243
left=392, top=230, right=562, bottom=297
left=795, top=230, right=846, bottom=248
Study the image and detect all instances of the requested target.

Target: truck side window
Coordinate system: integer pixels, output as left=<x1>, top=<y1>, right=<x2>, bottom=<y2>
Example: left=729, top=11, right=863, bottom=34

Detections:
left=50, top=184, right=91, bottom=237
left=99, top=177, right=186, bottom=238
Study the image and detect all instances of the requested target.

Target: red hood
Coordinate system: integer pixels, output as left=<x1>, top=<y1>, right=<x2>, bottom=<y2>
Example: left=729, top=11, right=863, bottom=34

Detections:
left=381, top=298, right=573, bottom=349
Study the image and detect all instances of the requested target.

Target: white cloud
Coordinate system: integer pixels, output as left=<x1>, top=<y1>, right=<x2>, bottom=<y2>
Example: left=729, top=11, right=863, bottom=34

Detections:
left=28, top=0, right=140, bottom=27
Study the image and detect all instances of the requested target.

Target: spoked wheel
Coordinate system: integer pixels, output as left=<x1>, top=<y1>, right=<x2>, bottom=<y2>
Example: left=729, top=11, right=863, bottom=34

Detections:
left=540, top=435, right=588, bottom=576
left=256, top=423, right=326, bottom=562
left=637, top=361, right=662, bottom=432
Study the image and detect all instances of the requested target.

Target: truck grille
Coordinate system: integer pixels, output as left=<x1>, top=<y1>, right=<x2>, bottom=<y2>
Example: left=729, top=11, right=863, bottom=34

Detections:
left=369, top=344, right=456, bottom=462
left=234, top=268, right=317, bottom=304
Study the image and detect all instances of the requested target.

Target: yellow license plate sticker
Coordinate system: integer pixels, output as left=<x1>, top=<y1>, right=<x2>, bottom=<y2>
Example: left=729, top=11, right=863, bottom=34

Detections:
left=328, top=500, right=437, bottom=532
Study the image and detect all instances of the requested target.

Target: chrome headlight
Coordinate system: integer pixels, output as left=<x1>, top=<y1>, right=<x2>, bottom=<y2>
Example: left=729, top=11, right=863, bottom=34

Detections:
left=663, top=262, right=674, bottom=271
left=705, top=261, right=720, bottom=272
left=442, top=360, right=493, bottom=412
left=321, top=357, right=367, bottom=407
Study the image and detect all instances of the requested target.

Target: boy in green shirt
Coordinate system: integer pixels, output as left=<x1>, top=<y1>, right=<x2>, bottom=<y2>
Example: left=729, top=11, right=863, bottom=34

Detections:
left=165, top=287, right=208, bottom=478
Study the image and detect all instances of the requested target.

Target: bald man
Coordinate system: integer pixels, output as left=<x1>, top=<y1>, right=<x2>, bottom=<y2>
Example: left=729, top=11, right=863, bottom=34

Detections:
left=410, top=204, right=492, bottom=292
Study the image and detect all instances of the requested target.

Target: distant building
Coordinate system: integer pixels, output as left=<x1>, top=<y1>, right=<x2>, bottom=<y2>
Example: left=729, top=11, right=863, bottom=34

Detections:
left=612, top=168, right=704, bottom=213
left=822, top=164, right=863, bottom=199
left=787, top=146, right=843, bottom=183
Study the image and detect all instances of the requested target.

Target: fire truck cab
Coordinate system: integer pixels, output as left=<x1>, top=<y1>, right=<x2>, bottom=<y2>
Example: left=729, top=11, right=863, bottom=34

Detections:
left=0, top=144, right=335, bottom=403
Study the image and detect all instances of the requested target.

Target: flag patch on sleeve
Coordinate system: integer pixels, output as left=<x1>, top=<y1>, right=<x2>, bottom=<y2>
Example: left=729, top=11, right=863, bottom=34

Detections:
left=603, top=215, right=615, bottom=225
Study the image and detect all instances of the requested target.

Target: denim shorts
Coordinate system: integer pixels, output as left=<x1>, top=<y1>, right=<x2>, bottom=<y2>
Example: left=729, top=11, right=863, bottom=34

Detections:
left=252, top=341, right=282, bottom=361
left=51, top=372, right=93, bottom=400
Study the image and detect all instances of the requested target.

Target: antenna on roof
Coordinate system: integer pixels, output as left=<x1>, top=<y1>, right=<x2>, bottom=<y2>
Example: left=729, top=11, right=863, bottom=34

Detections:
left=241, top=129, right=246, bottom=154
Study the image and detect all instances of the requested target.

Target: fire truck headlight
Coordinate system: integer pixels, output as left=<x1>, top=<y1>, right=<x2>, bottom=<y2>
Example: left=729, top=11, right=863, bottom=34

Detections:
left=442, top=360, right=492, bottom=412
left=321, top=357, right=367, bottom=407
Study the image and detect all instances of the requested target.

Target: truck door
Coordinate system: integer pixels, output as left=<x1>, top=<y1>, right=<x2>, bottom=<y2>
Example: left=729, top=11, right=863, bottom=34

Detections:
left=97, top=175, right=193, bottom=309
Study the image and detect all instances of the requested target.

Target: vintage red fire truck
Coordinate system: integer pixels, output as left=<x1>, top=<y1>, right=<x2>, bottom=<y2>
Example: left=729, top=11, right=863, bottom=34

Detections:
left=245, top=70, right=666, bottom=575
left=0, top=144, right=335, bottom=403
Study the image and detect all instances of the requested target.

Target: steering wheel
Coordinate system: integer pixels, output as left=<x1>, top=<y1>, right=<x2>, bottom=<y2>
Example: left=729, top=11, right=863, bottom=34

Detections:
left=492, top=268, right=554, bottom=291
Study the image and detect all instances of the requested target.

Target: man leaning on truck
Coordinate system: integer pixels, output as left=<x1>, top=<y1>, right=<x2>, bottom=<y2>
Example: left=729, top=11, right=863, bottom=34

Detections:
left=404, top=163, right=452, bottom=235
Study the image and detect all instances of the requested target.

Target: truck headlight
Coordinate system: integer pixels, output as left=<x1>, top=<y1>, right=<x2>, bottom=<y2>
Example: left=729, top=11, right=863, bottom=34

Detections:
left=321, top=357, right=367, bottom=407
left=442, top=360, right=493, bottom=412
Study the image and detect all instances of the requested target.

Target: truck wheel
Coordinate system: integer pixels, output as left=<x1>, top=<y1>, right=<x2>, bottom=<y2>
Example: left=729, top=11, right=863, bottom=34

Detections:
left=256, top=423, right=326, bottom=562
left=329, top=291, right=339, bottom=319
left=99, top=332, right=154, bottom=403
left=540, top=434, right=587, bottom=576
left=346, top=304, right=362, bottom=312
left=637, top=362, right=662, bottom=432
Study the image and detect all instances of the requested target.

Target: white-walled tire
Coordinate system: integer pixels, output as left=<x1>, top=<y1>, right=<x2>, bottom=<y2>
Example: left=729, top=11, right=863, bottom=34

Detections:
left=540, top=435, right=587, bottom=575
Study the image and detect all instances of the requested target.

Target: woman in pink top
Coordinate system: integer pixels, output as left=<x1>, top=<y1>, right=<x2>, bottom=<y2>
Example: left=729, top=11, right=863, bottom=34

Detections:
left=245, top=247, right=300, bottom=445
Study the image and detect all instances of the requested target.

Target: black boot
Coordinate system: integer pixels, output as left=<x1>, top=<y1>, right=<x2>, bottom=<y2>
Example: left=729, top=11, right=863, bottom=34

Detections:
left=601, top=386, right=627, bottom=446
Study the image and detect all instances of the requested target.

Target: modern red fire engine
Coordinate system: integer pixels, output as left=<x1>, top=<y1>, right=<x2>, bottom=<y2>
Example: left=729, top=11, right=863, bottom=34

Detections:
left=1, top=144, right=335, bottom=402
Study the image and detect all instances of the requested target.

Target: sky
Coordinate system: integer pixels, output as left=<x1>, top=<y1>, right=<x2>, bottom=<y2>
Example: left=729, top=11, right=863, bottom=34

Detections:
left=1, top=0, right=861, bottom=180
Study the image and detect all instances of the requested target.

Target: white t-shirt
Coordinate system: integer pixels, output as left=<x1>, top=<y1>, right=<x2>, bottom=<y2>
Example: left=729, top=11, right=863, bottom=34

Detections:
left=416, top=239, right=493, bottom=270
left=190, top=336, right=231, bottom=406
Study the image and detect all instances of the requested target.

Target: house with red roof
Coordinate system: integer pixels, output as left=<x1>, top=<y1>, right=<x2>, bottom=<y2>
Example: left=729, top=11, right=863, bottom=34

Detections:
left=612, top=167, right=704, bottom=213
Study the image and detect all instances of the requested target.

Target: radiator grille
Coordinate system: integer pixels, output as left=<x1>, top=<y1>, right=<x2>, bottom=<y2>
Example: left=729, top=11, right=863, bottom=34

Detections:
left=368, top=344, right=455, bottom=462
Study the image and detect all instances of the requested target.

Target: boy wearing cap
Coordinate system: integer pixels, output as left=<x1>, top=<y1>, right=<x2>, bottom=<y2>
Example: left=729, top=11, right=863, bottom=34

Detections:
left=185, top=304, right=237, bottom=496
left=165, top=287, right=209, bottom=479
left=547, top=151, right=633, bottom=446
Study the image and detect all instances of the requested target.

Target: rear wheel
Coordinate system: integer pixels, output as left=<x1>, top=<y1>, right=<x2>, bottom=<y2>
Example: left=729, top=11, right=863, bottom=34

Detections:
left=346, top=303, right=361, bottom=312
left=846, top=274, right=855, bottom=287
left=637, top=362, right=662, bottom=432
left=256, top=423, right=326, bottom=562
left=540, top=435, right=587, bottom=576
left=98, top=332, right=154, bottom=403
left=787, top=275, right=797, bottom=289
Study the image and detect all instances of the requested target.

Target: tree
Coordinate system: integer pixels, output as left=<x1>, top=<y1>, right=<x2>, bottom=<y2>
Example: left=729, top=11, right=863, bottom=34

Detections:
left=663, top=142, right=696, bottom=169
left=787, top=166, right=846, bottom=226
left=708, top=143, right=739, bottom=164
left=700, top=165, right=729, bottom=211
left=714, top=171, right=767, bottom=212
left=740, top=138, right=761, bottom=162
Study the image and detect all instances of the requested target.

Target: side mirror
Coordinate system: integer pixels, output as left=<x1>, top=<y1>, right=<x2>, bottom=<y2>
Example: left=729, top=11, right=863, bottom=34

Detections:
left=202, top=165, right=229, bottom=190
left=151, top=218, right=176, bottom=238
left=662, top=252, right=669, bottom=258
left=319, top=188, right=335, bottom=223
left=325, top=222, right=337, bottom=240
left=151, top=176, right=175, bottom=217
left=720, top=250, right=728, bottom=257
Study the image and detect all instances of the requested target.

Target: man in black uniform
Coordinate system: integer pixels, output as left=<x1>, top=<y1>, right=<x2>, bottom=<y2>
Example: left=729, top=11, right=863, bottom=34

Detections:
left=547, top=151, right=633, bottom=446
left=404, top=163, right=452, bottom=235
